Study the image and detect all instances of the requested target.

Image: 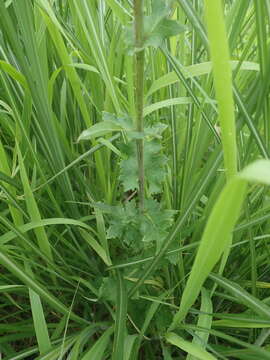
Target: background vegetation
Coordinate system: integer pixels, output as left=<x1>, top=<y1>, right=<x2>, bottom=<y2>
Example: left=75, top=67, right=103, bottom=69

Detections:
left=1, top=0, right=270, bottom=358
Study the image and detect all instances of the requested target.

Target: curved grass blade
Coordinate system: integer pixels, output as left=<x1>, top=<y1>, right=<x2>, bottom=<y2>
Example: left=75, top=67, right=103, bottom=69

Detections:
left=170, top=160, right=270, bottom=329
left=0, top=217, right=94, bottom=246
left=181, top=324, right=270, bottom=360
left=165, top=332, right=217, bottom=360
left=209, top=273, right=270, bottom=321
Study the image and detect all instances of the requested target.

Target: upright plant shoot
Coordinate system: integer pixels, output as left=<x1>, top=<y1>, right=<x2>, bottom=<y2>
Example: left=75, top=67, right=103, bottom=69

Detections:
left=134, top=0, right=145, bottom=212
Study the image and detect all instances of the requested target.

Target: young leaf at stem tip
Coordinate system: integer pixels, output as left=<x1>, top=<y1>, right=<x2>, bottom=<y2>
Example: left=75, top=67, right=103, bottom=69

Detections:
left=125, top=0, right=186, bottom=53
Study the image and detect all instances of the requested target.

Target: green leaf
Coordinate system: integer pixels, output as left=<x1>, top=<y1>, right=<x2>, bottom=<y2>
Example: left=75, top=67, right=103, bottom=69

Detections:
left=17, top=145, right=53, bottom=261
left=187, top=288, right=213, bottom=360
left=125, top=0, right=185, bottom=52
left=123, top=335, right=138, bottom=360
left=144, top=18, right=186, bottom=48
left=144, top=0, right=186, bottom=48
left=170, top=160, right=270, bottom=329
left=240, top=159, right=270, bottom=185
left=165, top=333, right=217, bottom=360
left=205, top=0, right=237, bottom=180
left=78, top=121, right=123, bottom=141
left=79, top=229, right=112, bottom=266
left=141, top=199, right=176, bottom=250
left=99, top=277, right=118, bottom=303
left=112, top=271, right=127, bottom=360
left=146, top=61, right=260, bottom=98
left=171, top=176, right=246, bottom=328
left=105, top=0, right=132, bottom=25
left=81, top=327, right=114, bottom=360
left=106, top=199, right=175, bottom=252
left=0, top=250, right=88, bottom=325
left=29, top=288, right=51, bottom=355
left=120, top=140, right=168, bottom=194
left=209, top=273, right=270, bottom=321
left=107, top=200, right=141, bottom=248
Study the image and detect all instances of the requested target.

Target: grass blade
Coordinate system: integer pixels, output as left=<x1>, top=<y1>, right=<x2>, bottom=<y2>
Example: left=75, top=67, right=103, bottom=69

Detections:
left=165, top=332, right=217, bottom=360
left=112, top=271, right=127, bottom=360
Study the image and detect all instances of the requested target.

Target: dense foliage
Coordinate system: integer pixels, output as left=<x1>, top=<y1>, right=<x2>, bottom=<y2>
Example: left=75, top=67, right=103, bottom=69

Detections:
left=1, top=0, right=270, bottom=359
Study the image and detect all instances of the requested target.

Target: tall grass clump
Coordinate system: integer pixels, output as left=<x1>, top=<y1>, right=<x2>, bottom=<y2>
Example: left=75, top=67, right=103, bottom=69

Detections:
left=1, top=0, right=270, bottom=359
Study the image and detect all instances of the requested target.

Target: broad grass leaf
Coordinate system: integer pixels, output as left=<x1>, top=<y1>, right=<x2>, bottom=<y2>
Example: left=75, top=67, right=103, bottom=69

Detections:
left=78, top=121, right=123, bottom=141
left=170, top=160, right=270, bottom=328
left=166, top=333, right=217, bottom=360
left=146, top=61, right=259, bottom=98
left=240, top=159, right=270, bottom=185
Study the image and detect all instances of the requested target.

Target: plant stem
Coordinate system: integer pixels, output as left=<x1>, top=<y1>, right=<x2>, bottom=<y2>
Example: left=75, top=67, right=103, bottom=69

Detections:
left=134, top=0, right=145, bottom=212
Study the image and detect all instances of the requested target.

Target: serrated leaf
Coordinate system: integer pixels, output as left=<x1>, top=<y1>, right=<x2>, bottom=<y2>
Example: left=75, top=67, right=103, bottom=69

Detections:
left=124, top=0, right=185, bottom=52
left=107, top=200, right=141, bottom=247
left=144, top=122, right=168, bottom=139
left=103, top=111, right=133, bottom=130
left=144, top=18, right=186, bottom=48
left=120, top=139, right=168, bottom=194
left=145, top=141, right=168, bottom=194
left=141, top=199, right=176, bottom=251
left=99, top=277, right=117, bottom=302
left=119, top=143, right=138, bottom=191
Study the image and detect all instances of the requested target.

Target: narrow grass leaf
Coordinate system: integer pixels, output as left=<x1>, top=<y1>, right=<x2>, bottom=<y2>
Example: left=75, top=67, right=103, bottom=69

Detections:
left=187, top=288, right=213, bottom=360
left=146, top=61, right=259, bottom=98
left=79, top=229, right=112, bottom=266
left=0, top=251, right=88, bottom=325
left=81, top=326, right=114, bottom=360
left=124, top=335, right=138, bottom=360
left=17, top=145, right=53, bottom=261
left=29, top=288, right=51, bottom=355
left=112, top=271, right=127, bottom=360
left=209, top=273, right=270, bottom=321
left=0, top=218, right=94, bottom=245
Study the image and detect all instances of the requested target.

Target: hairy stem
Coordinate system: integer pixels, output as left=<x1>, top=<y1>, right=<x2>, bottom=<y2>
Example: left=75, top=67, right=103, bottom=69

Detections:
left=134, top=0, right=145, bottom=212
